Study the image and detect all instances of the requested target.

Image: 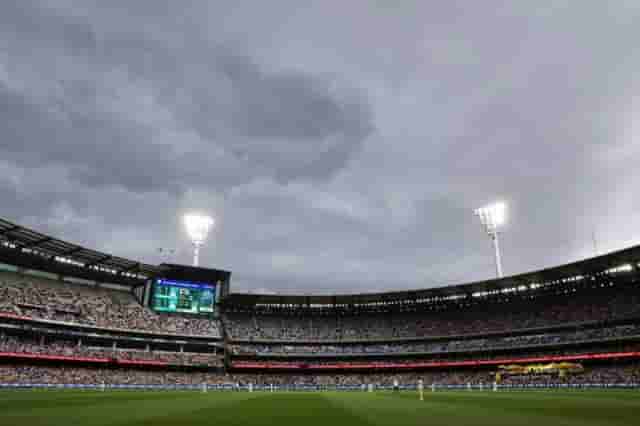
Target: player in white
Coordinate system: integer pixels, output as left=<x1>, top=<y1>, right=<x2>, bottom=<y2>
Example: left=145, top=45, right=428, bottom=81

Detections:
left=418, top=379, right=424, bottom=401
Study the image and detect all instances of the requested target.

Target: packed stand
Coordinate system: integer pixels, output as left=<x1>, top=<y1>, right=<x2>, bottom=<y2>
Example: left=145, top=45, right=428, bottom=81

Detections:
left=0, top=334, right=221, bottom=366
left=1, top=363, right=638, bottom=386
left=231, top=324, right=640, bottom=355
left=231, top=342, right=640, bottom=369
left=0, top=273, right=220, bottom=337
left=225, top=286, right=640, bottom=341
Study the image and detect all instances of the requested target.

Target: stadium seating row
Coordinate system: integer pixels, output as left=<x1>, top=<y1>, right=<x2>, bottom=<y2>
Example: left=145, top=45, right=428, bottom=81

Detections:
left=0, top=273, right=220, bottom=337
left=224, top=286, right=640, bottom=341
left=230, top=324, right=640, bottom=355
left=6, top=272, right=640, bottom=342
left=0, top=335, right=221, bottom=366
left=2, top=271, right=640, bottom=386
left=1, top=363, right=638, bottom=385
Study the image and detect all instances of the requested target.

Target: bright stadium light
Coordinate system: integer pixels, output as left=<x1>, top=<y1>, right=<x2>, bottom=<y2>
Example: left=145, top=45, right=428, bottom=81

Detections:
left=183, top=213, right=214, bottom=267
left=474, top=201, right=507, bottom=278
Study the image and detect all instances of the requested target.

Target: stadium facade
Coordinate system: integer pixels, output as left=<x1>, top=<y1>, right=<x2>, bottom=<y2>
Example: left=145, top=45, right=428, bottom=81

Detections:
left=0, top=217, right=639, bottom=390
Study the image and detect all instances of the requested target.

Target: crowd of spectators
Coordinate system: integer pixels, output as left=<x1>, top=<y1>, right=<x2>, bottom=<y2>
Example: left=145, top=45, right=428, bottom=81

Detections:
left=1, top=363, right=638, bottom=386
left=225, top=286, right=640, bottom=341
left=0, top=274, right=220, bottom=337
left=231, top=324, right=640, bottom=355
left=3, top=273, right=640, bottom=345
left=0, top=335, right=105, bottom=358
left=2, top=331, right=637, bottom=372
left=0, top=335, right=221, bottom=366
left=231, top=343, right=640, bottom=369
left=115, top=350, right=220, bottom=366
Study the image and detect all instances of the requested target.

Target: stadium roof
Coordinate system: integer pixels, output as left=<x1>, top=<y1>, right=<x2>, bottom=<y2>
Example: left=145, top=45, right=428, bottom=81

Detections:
left=0, top=217, right=160, bottom=283
left=1, top=216, right=639, bottom=301
left=225, top=244, right=640, bottom=307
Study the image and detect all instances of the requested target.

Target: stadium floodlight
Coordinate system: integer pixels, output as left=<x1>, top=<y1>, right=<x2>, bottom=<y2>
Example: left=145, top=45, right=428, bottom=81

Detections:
left=183, top=213, right=214, bottom=267
left=474, top=201, right=507, bottom=278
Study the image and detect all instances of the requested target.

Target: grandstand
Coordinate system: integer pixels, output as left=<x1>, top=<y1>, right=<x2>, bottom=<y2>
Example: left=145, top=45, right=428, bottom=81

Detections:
left=0, top=216, right=639, bottom=391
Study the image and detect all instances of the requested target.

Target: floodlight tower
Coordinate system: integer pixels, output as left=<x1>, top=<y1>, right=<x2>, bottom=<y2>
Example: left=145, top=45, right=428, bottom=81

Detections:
left=183, top=213, right=214, bottom=267
left=474, top=201, right=507, bottom=278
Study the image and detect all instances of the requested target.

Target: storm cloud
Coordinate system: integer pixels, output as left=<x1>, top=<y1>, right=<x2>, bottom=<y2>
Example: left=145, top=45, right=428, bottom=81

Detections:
left=1, top=1, right=639, bottom=293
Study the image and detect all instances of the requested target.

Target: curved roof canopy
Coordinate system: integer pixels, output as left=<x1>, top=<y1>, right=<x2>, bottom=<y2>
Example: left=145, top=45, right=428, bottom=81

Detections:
left=1, top=216, right=639, bottom=301
left=0, top=217, right=159, bottom=284
left=225, top=245, right=640, bottom=307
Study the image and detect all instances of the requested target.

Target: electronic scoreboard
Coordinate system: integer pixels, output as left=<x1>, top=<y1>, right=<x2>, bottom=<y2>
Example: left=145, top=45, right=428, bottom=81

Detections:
left=151, top=278, right=216, bottom=315
left=146, top=263, right=230, bottom=317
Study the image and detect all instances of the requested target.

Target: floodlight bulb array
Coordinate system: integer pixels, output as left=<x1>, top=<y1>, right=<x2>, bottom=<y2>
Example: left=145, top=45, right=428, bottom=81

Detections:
left=474, top=201, right=507, bottom=278
left=183, top=214, right=214, bottom=245
left=474, top=202, right=507, bottom=234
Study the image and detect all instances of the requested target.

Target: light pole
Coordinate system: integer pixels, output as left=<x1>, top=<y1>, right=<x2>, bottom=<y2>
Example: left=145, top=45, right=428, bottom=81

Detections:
left=474, top=201, right=507, bottom=278
left=183, top=213, right=214, bottom=267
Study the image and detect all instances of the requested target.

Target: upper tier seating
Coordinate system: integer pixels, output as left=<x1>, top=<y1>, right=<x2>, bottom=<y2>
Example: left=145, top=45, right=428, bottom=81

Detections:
left=0, top=272, right=220, bottom=337
left=225, top=284, right=640, bottom=341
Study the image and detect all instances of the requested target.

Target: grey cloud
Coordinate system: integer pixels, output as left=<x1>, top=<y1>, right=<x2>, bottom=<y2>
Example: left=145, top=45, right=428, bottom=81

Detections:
left=157, top=46, right=373, bottom=182
left=0, top=2, right=373, bottom=196
left=1, top=1, right=640, bottom=294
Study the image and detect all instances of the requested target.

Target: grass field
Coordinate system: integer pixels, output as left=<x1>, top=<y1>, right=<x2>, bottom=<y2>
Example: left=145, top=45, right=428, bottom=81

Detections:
left=1, top=390, right=638, bottom=426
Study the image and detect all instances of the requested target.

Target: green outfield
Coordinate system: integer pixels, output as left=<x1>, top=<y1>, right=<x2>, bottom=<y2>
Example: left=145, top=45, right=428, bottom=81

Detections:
left=1, top=390, right=638, bottom=426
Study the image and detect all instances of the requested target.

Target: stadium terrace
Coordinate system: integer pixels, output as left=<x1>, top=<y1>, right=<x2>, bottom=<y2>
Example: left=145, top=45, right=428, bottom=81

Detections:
left=0, top=215, right=638, bottom=392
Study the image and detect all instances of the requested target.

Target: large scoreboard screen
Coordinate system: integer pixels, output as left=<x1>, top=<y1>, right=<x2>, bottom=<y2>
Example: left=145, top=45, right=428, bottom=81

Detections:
left=151, top=278, right=217, bottom=315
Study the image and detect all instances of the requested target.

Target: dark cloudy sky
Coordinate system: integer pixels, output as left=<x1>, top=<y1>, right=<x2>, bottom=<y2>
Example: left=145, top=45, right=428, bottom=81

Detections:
left=1, top=1, right=639, bottom=294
